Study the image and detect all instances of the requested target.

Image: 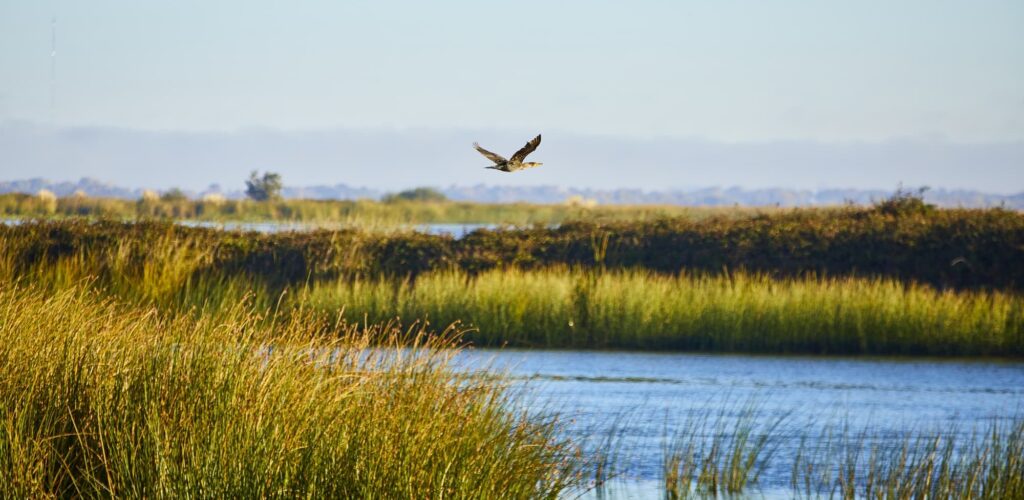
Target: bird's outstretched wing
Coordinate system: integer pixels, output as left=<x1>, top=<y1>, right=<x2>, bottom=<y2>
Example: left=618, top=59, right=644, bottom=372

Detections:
left=510, top=134, right=542, bottom=163
left=473, top=143, right=507, bottom=164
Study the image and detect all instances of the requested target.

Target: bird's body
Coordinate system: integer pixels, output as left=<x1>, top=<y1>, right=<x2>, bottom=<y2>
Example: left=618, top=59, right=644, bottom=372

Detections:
left=473, top=135, right=543, bottom=172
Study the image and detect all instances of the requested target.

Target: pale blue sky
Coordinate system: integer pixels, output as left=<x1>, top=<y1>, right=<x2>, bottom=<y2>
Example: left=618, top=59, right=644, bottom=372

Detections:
left=1, top=1, right=1022, bottom=191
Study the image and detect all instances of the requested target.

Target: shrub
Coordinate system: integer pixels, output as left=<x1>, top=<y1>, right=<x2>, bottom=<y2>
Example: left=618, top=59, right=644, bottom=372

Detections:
left=383, top=187, right=449, bottom=203
left=245, top=171, right=283, bottom=201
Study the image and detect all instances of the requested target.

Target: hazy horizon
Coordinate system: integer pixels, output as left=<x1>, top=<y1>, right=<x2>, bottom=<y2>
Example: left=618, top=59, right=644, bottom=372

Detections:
left=2, top=1, right=1022, bottom=192
left=2, top=120, right=1023, bottom=194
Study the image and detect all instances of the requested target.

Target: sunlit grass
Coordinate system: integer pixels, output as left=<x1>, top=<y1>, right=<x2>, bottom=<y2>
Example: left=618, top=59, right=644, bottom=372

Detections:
left=1, top=218, right=1021, bottom=496
left=3, top=219, right=1020, bottom=356
left=304, top=267, right=1024, bottom=356
left=0, top=283, right=580, bottom=498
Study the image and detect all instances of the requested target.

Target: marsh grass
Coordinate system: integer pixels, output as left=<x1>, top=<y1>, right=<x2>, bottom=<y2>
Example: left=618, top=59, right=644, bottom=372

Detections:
left=788, top=419, right=1024, bottom=499
left=7, top=206, right=1024, bottom=292
left=578, top=412, right=636, bottom=498
left=0, top=221, right=278, bottom=317
left=1, top=221, right=1021, bottom=497
left=662, top=402, right=787, bottom=498
left=659, top=408, right=1024, bottom=499
left=0, top=283, right=581, bottom=498
left=0, top=193, right=775, bottom=225
left=304, top=268, right=1024, bottom=356
left=3, top=219, right=1021, bottom=355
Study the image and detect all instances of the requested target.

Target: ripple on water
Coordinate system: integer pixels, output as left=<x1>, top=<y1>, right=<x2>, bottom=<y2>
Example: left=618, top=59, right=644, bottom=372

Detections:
left=456, top=349, right=1024, bottom=492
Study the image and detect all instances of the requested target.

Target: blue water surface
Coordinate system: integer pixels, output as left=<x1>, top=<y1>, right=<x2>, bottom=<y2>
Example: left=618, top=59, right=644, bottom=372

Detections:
left=454, top=349, right=1024, bottom=497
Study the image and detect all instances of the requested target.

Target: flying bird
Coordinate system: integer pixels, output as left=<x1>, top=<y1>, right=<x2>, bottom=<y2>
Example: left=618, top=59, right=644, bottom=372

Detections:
left=473, top=135, right=543, bottom=172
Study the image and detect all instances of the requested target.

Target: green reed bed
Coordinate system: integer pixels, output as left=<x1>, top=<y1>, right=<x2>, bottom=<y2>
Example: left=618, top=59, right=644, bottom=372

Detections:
left=3, top=218, right=1022, bottom=356
left=0, top=283, right=580, bottom=498
left=303, top=268, right=1024, bottom=355
left=0, top=222, right=262, bottom=315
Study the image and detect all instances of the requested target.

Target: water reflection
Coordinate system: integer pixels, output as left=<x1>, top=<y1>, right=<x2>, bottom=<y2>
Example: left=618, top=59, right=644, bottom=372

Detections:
left=4, top=218, right=524, bottom=238
left=176, top=220, right=498, bottom=237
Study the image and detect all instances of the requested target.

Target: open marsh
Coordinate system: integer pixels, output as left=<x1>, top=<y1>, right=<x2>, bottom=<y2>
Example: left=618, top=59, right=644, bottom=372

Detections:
left=3, top=214, right=1023, bottom=356
left=2, top=279, right=1021, bottom=498
left=2, top=214, right=1022, bottom=497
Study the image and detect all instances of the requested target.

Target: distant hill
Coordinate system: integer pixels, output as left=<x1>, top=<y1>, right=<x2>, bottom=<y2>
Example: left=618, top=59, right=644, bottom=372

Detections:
left=2, top=177, right=1022, bottom=209
left=0, top=178, right=145, bottom=199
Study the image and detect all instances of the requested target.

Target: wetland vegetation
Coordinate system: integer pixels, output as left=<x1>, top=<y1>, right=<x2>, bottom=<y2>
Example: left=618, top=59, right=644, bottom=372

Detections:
left=6, top=190, right=1022, bottom=290
left=2, top=279, right=1020, bottom=498
left=305, top=268, right=1023, bottom=355
left=657, top=404, right=1024, bottom=499
left=0, top=282, right=580, bottom=498
left=0, top=191, right=755, bottom=225
left=2, top=195, right=1022, bottom=497
left=2, top=195, right=1022, bottom=356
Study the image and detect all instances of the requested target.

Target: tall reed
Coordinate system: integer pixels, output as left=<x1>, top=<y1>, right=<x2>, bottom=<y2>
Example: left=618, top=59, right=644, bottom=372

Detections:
left=4, top=220, right=1021, bottom=355
left=663, top=402, right=787, bottom=498
left=789, top=419, right=1024, bottom=499
left=303, top=268, right=1024, bottom=356
left=0, top=283, right=580, bottom=498
left=662, top=405, right=1024, bottom=499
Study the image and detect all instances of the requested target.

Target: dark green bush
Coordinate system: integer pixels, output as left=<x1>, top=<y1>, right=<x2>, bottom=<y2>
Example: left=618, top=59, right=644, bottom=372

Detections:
left=382, top=187, right=448, bottom=203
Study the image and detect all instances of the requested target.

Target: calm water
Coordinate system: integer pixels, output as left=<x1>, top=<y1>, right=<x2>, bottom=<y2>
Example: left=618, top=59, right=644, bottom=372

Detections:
left=5, top=218, right=520, bottom=238
left=454, top=350, right=1024, bottom=497
left=176, top=220, right=498, bottom=237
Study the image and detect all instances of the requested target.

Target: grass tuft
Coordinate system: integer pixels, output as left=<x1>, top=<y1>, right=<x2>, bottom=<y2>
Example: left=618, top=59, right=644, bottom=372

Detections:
left=0, top=282, right=580, bottom=498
